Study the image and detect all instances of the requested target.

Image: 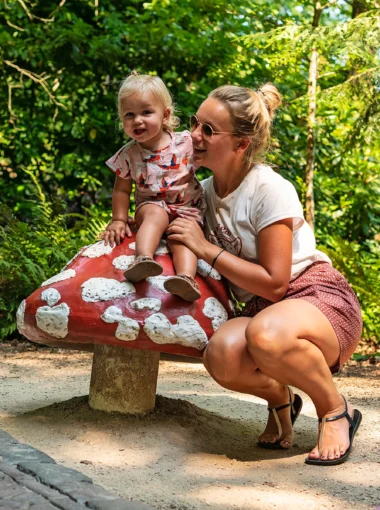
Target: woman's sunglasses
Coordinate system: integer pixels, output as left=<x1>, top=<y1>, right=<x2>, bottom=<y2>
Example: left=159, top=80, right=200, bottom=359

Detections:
left=189, top=115, right=237, bottom=140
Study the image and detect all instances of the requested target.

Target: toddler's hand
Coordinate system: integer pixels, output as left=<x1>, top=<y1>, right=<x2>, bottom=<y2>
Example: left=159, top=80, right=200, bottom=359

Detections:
left=99, top=220, right=127, bottom=247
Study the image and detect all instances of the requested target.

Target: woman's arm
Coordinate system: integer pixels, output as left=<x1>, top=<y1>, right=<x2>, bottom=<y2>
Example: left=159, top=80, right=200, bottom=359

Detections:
left=100, top=176, right=133, bottom=246
left=166, top=218, right=293, bottom=302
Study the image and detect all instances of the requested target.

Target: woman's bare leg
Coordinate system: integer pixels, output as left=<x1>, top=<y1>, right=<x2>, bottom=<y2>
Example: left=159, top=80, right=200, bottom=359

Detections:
left=167, top=239, right=197, bottom=277
left=135, top=204, right=169, bottom=258
left=245, top=299, right=354, bottom=461
left=203, top=317, right=296, bottom=448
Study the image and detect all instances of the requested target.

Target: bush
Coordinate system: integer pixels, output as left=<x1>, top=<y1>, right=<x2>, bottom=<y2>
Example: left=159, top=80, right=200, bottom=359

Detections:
left=0, top=171, right=107, bottom=339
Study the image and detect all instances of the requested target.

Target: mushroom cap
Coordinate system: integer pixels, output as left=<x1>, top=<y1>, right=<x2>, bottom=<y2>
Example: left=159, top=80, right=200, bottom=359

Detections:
left=17, top=235, right=234, bottom=358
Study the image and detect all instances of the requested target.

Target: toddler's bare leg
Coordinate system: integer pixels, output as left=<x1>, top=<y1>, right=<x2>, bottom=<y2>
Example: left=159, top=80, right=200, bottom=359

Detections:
left=164, top=239, right=200, bottom=301
left=124, top=204, right=169, bottom=282
left=168, top=239, right=197, bottom=277
left=135, top=204, right=169, bottom=258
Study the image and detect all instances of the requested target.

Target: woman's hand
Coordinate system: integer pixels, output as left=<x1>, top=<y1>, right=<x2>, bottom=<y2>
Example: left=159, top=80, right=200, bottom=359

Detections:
left=99, top=220, right=132, bottom=247
left=166, top=218, right=209, bottom=258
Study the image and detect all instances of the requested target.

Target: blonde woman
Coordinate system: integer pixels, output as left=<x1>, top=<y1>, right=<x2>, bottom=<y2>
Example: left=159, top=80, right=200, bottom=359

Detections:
left=167, top=84, right=362, bottom=465
left=101, top=73, right=205, bottom=301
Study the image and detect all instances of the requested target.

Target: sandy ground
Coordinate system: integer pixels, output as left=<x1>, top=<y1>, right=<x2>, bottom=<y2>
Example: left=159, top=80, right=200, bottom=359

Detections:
left=0, top=342, right=379, bottom=510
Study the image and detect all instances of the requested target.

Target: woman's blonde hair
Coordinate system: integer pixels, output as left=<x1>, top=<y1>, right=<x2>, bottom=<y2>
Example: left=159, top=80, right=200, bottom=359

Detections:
left=209, top=83, right=282, bottom=164
left=118, top=71, right=180, bottom=131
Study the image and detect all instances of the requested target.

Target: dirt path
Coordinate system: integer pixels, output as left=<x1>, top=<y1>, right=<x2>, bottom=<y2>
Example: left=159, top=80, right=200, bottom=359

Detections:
left=0, top=343, right=379, bottom=510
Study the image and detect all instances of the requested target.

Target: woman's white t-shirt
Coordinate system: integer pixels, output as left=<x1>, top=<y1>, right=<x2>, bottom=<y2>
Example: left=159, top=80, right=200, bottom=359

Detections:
left=202, top=164, right=331, bottom=303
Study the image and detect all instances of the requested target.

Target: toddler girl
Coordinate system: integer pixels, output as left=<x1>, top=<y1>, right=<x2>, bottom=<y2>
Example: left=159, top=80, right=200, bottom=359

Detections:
left=100, top=72, right=205, bottom=301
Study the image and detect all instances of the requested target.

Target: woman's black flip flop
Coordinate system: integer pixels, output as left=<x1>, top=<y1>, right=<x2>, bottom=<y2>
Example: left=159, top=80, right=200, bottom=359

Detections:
left=258, top=386, right=303, bottom=450
left=305, top=396, right=362, bottom=466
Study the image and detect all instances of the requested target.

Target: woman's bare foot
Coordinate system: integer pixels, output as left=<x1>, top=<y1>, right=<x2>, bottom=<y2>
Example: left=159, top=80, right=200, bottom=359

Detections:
left=258, top=385, right=296, bottom=449
left=308, top=397, right=353, bottom=461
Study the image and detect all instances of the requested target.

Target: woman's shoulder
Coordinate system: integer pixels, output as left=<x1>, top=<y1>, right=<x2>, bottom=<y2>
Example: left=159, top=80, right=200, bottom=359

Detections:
left=253, top=164, right=297, bottom=193
left=249, top=165, right=304, bottom=231
left=253, top=164, right=286, bottom=183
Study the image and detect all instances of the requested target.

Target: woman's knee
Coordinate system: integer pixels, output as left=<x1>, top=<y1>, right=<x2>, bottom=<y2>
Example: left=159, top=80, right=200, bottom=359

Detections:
left=245, top=316, right=288, bottom=360
left=203, top=336, right=243, bottom=387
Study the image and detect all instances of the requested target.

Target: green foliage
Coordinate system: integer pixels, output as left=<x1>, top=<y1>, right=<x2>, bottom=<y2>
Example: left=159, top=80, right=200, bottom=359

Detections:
left=0, top=175, right=107, bottom=338
left=0, top=0, right=379, bottom=342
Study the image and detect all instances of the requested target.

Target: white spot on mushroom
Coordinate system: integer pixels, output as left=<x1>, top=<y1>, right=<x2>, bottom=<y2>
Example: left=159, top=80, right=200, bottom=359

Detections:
left=112, top=255, right=136, bottom=270
left=16, top=300, right=26, bottom=332
left=144, top=313, right=207, bottom=350
left=171, top=316, right=208, bottom=349
left=81, top=278, right=135, bottom=302
left=143, top=314, right=176, bottom=344
left=41, top=288, right=61, bottom=307
left=115, top=319, right=140, bottom=341
left=82, top=241, right=114, bottom=258
left=196, top=259, right=222, bottom=280
left=101, top=306, right=140, bottom=341
left=36, top=303, right=70, bottom=338
left=155, top=240, right=170, bottom=255
left=41, top=269, right=76, bottom=287
left=101, top=305, right=124, bottom=323
left=130, top=298, right=162, bottom=313
left=203, top=297, right=228, bottom=331
left=129, top=242, right=136, bottom=251
left=146, top=276, right=171, bottom=294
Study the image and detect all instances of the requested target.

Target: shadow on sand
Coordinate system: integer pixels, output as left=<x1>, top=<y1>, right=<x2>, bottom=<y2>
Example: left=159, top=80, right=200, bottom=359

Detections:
left=19, top=394, right=316, bottom=462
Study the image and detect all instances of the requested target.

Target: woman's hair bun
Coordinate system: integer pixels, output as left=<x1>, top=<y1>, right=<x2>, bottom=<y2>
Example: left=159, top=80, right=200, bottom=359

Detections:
left=258, top=83, right=282, bottom=119
left=209, top=82, right=282, bottom=165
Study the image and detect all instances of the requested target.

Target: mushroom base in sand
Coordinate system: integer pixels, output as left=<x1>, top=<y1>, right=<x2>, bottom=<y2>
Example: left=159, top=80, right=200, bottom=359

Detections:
left=89, top=345, right=160, bottom=414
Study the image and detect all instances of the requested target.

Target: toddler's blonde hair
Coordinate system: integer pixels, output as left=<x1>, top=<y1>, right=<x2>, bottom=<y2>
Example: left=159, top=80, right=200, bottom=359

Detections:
left=118, top=71, right=180, bottom=131
left=209, top=83, right=282, bottom=164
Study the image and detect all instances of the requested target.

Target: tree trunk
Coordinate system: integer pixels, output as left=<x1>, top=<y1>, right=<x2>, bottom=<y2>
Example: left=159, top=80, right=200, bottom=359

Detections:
left=305, top=2, right=323, bottom=231
left=348, top=1, right=370, bottom=78
left=352, top=0, right=368, bottom=18
left=89, top=345, right=160, bottom=414
left=305, top=46, right=318, bottom=230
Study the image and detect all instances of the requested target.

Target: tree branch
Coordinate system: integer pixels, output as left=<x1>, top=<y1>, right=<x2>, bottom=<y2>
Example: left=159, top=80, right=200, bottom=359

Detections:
left=16, top=0, right=67, bottom=23
left=312, top=0, right=337, bottom=27
left=16, top=0, right=32, bottom=20
left=290, top=66, right=380, bottom=103
left=7, top=82, right=23, bottom=123
left=48, top=0, right=68, bottom=20
left=7, top=20, right=25, bottom=31
left=320, top=1, right=337, bottom=10
left=4, top=60, right=66, bottom=108
left=322, top=65, right=380, bottom=93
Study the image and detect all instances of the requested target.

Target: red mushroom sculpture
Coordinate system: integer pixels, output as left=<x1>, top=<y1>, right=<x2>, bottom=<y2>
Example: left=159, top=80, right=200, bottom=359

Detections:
left=17, top=234, right=233, bottom=414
